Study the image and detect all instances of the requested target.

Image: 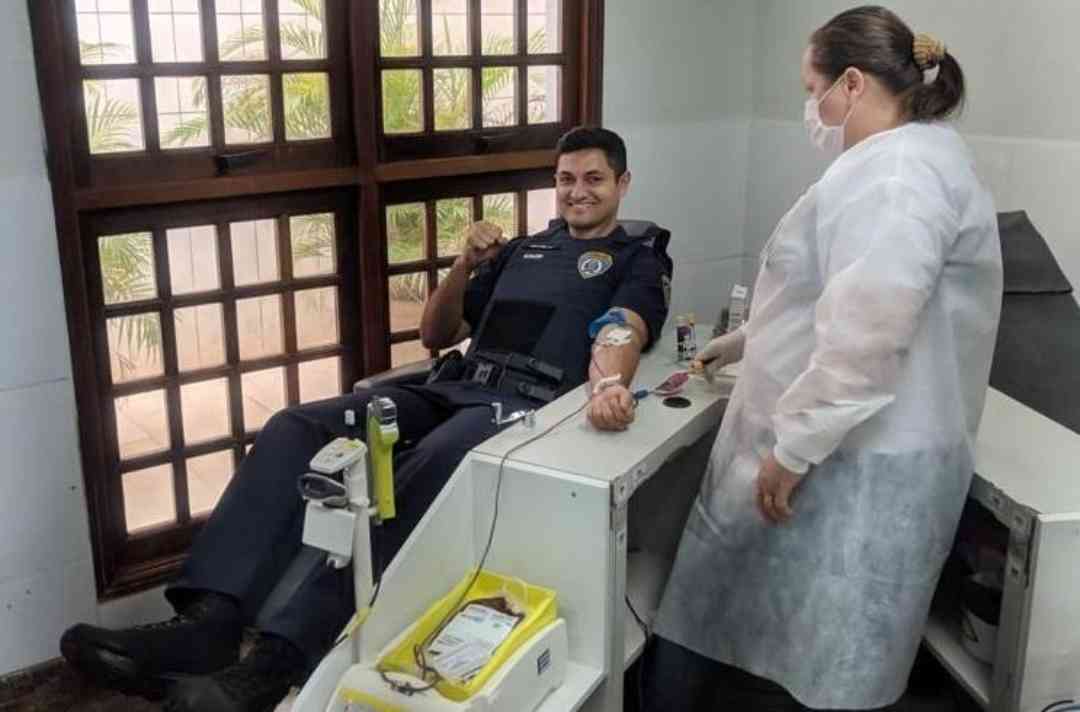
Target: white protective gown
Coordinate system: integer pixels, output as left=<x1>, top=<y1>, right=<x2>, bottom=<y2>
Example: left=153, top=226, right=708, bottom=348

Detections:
left=655, top=122, right=1002, bottom=709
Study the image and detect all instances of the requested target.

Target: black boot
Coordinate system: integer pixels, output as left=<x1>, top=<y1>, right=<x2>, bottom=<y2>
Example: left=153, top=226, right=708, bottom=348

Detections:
left=60, top=590, right=242, bottom=700
left=164, top=634, right=307, bottom=712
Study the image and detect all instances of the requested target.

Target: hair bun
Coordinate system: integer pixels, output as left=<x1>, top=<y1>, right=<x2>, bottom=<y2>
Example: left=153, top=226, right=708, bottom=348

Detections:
left=913, top=33, right=946, bottom=70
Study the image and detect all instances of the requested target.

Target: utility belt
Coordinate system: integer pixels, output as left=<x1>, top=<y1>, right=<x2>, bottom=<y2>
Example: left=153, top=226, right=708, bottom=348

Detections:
left=426, top=349, right=565, bottom=404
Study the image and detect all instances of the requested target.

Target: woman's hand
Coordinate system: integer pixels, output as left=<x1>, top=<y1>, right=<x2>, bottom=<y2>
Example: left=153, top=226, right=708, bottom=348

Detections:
left=689, top=330, right=744, bottom=382
left=755, top=453, right=804, bottom=524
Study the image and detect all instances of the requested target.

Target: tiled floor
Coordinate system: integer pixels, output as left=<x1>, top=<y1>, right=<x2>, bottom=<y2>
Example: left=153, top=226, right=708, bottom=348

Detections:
left=1, top=648, right=982, bottom=712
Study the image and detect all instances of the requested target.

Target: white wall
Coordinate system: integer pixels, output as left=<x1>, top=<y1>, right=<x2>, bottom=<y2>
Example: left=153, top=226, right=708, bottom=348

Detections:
left=0, top=3, right=178, bottom=678
left=603, top=0, right=757, bottom=331
left=0, top=2, right=98, bottom=676
left=746, top=0, right=1080, bottom=288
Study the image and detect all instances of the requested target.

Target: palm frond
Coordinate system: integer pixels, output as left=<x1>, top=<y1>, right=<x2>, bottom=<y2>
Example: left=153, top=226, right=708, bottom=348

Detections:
left=218, top=24, right=266, bottom=60
left=85, top=86, right=141, bottom=153
left=79, top=40, right=131, bottom=64
left=280, top=22, right=325, bottom=58
left=161, top=116, right=210, bottom=148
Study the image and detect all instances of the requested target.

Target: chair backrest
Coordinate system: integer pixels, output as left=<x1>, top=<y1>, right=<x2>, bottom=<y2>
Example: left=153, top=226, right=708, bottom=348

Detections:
left=618, top=219, right=661, bottom=239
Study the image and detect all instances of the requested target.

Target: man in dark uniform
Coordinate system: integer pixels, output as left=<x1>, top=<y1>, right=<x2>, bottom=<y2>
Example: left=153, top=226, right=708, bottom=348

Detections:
left=60, top=127, right=671, bottom=712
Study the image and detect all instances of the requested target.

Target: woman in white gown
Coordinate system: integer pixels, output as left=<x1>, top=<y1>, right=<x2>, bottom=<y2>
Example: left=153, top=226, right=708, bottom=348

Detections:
left=646, top=6, right=1002, bottom=710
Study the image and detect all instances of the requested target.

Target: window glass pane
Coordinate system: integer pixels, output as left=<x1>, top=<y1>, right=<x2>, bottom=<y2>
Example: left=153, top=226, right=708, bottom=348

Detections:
left=481, top=0, right=516, bottom=55
left=382, top=70, right=423, bottom=134
left=236, top=295, right=284, bottom=360
left=386, top=203, right=426, bottom=264
left=481, top=67, right=517, bottom=127
left=107, top=313, right=164, bottom=383
left=278, top=0, right=326, bottom=60
left=433, top=68, right=472, bottom=131
left=379, top=0, right=419, bottom=57
left=290, top=213, right=336, bottom=277
left=389, top=273, right=427, bottom=333
left=299, top=357, right=340, bottom=403
left=527, top=65, right=560, bottom=124
left=295, top=287, right=339, bottom=349
left=99, top=232, right=157, bottom=305
left=149, top=0, right=204, bottom=62
left=432, top=0, right=469, bottom=56
left=216, top=0, right=266, bottom=61
left=526, top=188, right=556, bottom=235
left=115, top=390, right=169, bottom=459
left=242, top=367, right=285, bottom=431
left=284, top=72, right=331, bottom=141
left=392, top=340, right=429, bottom=368
left=527, top=0, right=561, bottom=53
left=230, top=219, right=279, bottom=285
left=435, top=198, right=471, bottom=257
left=167, top=225, right=220, bottom=295
left=181, top=377, right=230, bottom=444
left=175, top=303, right=226, bottom=372
left=122, top=464, right=175, bottom=533
left=156, top=76, right=210, bottom=149
left=77, top=0, right=136, bottom=65
left=222, top=74, right=273, bottom=145
left=187, top=450, right=233, bottom=517
left=84, top=79, right=145, bottom=154
left=482, top=193, right=517, bottom=237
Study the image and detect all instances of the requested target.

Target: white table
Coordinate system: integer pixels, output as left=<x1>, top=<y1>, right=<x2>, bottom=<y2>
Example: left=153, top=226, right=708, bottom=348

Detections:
left=924, top=388, right=1080, bottom=712
left=292, top=341, right=730, bottom=712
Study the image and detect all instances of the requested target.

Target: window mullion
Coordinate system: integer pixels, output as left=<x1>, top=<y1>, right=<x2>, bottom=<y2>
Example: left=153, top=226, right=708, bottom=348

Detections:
left=469, top=0, right=483, bottom=130
left=516, top=0, right=527, bottom=55
left=149, top=227, right=191, bottom=525
left=278, top=214, right=301, bottom=405
left=218, top=221, right=246, bottom=442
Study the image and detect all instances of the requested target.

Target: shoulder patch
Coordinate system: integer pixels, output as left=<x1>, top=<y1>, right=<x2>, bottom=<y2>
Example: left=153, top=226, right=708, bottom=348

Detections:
left=578, top=251, right=614, bottom=279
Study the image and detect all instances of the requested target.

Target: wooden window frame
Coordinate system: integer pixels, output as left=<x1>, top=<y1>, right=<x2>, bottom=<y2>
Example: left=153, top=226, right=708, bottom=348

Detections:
left=66, top=0, right=356, bottom=190
left=83, top=190, right=360, bottom=596
left=372, top=0, right=585, bottom=161
left=383, top=168, right=557, bottom=361
left=29, top=0, right=603, bottom=598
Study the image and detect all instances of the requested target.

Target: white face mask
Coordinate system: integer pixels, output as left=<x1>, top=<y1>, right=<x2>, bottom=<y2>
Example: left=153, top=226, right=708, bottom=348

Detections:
left=803, top=73, right=857, bottom=159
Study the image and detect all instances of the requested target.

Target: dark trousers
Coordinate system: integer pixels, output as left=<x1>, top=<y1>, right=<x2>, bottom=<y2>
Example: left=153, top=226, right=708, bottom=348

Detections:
left=642, top=636, right=905, bottom=712
left=166, top=383, right=526, bottom=666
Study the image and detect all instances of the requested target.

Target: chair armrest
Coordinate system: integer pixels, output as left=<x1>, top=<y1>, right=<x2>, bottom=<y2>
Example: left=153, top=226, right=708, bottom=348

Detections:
left=353, top=358, right=436, bottom=393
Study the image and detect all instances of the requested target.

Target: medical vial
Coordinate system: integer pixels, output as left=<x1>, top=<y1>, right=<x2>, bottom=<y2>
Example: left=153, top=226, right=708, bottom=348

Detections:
left=675, top=315, right=690, bottom=361
left=687, top=313, right=698, bottom=360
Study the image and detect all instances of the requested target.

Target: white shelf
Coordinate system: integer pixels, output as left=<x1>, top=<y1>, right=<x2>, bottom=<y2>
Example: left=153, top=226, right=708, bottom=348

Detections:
left=535, top=662, right=605, bottom=712
left=924, top=612, right=992, bottom=710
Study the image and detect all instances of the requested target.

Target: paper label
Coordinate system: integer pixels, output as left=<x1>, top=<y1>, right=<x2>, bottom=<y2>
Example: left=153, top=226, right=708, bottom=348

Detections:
left=426, top=603, right=519, bottom=681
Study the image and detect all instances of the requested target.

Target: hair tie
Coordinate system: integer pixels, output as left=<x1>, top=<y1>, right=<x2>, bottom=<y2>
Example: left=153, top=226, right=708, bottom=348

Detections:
left=913, top=33, right=947, bottom=71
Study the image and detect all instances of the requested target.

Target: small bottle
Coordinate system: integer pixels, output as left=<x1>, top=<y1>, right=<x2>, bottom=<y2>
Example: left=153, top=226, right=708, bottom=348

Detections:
left=715, top=307, right=730, bottom=337
left=675, top=315, right=690, bottom=362
left=686, top=313, right=698, bottom=360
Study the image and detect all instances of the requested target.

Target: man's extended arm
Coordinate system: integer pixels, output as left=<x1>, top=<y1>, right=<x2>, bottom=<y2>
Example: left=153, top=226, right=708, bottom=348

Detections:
left=586, top=309, right=649, bottom=431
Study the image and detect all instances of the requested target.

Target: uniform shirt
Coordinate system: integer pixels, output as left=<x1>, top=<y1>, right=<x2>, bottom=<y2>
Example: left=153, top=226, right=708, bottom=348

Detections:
left=462, top=222, right=670, bottom=388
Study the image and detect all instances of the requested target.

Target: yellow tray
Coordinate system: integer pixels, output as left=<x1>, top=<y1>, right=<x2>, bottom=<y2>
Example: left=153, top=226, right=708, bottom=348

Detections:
left=377, top=569, right=557, bottom=702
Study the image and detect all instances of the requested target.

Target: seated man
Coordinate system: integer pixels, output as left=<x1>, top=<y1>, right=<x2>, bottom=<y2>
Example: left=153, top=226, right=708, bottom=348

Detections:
left=60, top=127, right=671, bottom=712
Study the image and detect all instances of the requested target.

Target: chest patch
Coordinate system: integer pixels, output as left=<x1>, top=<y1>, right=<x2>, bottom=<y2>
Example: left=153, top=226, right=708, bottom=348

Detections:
left=578, top=250, right=614, bottom=279
left=523, top=252, right=544, bottom=260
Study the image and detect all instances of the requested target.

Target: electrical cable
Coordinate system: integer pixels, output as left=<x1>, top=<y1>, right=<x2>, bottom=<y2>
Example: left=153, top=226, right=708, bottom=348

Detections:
left=625, top=593, right=650, bottom=712
left=389, top=392, right=594, bottom=696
